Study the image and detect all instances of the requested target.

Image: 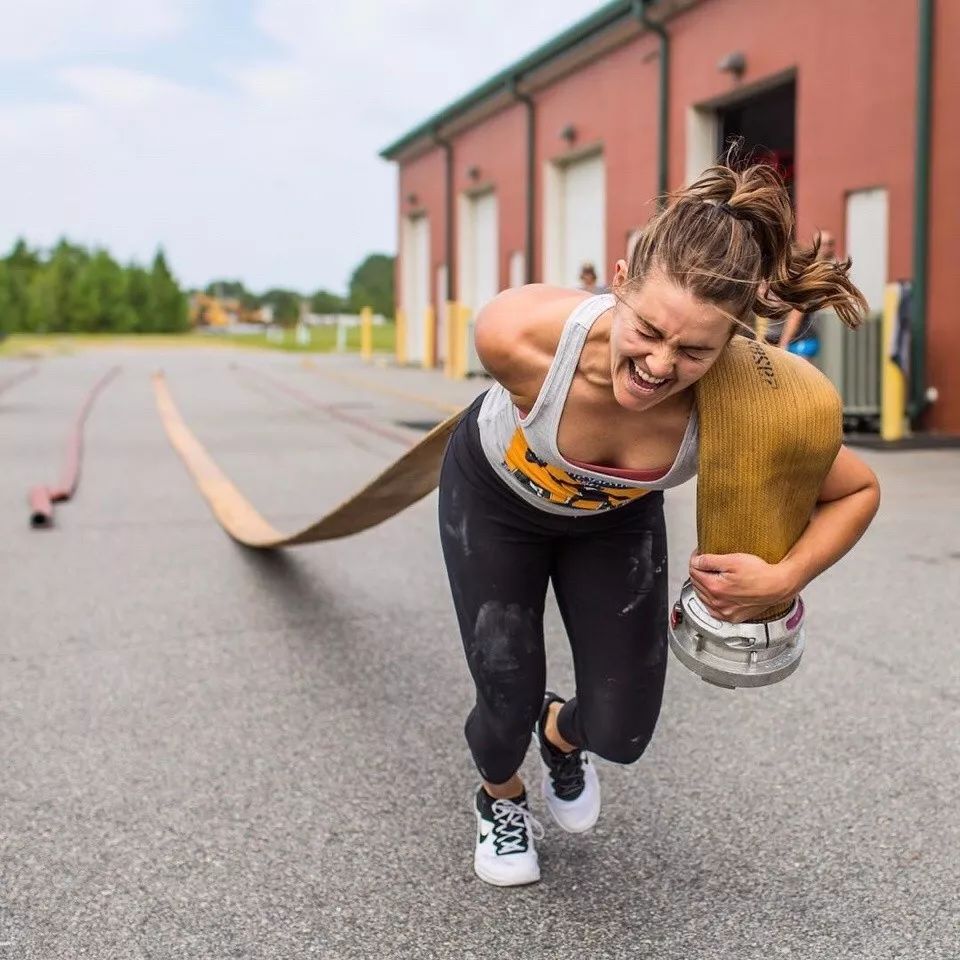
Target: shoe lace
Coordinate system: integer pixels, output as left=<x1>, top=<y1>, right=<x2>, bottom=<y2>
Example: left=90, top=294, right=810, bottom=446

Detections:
left=490, top=799, right=544, bottom=855
left=548, top=747, right=586, bottom=801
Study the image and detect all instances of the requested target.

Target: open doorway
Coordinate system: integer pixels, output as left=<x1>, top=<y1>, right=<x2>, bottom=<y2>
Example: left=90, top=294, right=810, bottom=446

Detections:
left=717, top=80, right=796, bottom=201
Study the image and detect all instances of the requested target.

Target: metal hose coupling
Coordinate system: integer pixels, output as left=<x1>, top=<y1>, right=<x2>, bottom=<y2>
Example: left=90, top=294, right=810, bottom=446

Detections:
left=668, top=580, right=805, bottom=689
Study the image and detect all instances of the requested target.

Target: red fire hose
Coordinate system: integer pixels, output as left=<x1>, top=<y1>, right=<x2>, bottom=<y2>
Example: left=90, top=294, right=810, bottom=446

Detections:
left=29, top=367, right=121, bottom=528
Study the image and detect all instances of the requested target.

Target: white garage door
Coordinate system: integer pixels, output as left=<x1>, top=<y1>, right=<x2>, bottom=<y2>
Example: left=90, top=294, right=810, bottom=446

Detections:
left=563, top=153, right=606, bottom=287
left=458, top=190, right=499, bottom=374
left=459, top=190, right=499, bottom=314
left=401, top=214, right=430, bottom=364
left=471, top=191, right=499, bottom=311
left=846, top=188, right=888, bottom=314
left=545, top=151, right=606, bottom=288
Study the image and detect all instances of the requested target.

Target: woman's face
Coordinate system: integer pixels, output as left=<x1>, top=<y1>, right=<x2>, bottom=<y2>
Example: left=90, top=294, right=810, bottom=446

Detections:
left=609, top=260, right=733, bottom=412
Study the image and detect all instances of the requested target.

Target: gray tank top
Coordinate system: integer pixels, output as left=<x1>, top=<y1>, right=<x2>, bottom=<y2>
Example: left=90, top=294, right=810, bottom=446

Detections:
left=477, top=293, right=699, bottom=516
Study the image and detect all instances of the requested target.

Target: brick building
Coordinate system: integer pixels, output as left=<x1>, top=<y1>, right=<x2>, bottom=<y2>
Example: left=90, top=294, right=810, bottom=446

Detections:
left=381, top=0, right=958, bottom=436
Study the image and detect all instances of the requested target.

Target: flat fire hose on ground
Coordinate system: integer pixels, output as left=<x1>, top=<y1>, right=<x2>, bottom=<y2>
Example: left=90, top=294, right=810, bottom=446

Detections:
left=29, top=367, right=121, bottom=527
left=153, top=340, right=841, bottom=687
left=152, top=371, right=464, bottom=546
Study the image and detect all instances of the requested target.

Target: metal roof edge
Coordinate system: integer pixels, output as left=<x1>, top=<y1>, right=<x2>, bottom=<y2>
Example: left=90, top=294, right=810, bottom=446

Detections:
left=379, top=0, right=635, bottom=160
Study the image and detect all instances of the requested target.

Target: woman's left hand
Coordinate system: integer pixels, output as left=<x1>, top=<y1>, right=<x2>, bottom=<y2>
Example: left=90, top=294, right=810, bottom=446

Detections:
left=688, top=552, right=797, bottom=623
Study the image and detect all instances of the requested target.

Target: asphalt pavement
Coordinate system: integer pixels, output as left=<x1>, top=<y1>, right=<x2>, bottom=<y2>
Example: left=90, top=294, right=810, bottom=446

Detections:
left=1, top=346, right=957, bottom=959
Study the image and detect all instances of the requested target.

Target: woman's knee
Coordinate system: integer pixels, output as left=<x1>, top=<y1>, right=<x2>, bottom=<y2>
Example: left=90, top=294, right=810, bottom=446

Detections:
left=596, top=735, right=652, bottom=765
left=464, top=600, right=544, bottom=717
left=468, top=693, right=540, bottom=745
left=465, top=696, right=541, bottom=783
left=578, top=702, right=659, bottom=765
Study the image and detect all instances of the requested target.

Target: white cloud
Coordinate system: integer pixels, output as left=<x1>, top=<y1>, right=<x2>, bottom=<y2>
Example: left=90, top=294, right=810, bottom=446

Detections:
left=0, top=0, right=605, bottom=292
left=59, top=65, right=189, bottom=106
left=0, top=0, right=188, bottom=62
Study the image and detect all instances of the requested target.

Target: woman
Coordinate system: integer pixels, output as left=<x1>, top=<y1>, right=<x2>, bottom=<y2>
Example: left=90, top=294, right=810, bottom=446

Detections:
left=438, top=160, right=880, bottom=887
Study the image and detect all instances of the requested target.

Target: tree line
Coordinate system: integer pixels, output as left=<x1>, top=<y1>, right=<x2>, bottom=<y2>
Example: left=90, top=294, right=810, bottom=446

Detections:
left=0, top=239, right=396, bottom=335
left=0, top=239, right=188, bottom=335
left=206, top=253, right=395, bottom=325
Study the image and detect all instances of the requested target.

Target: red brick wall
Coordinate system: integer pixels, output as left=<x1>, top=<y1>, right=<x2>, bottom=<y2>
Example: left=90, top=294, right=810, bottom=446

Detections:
left=534, top=33, right=661, bottom=279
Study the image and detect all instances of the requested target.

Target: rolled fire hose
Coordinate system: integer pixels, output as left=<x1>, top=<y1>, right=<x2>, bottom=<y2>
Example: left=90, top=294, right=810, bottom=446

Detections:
left=154, top=339, right=841, bottom=687
left=669, top=338, right=842, bottom=688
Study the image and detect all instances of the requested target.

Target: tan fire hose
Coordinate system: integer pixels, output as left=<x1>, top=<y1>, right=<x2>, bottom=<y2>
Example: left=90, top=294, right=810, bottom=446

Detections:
left=152, top=372, right=463, bottom=546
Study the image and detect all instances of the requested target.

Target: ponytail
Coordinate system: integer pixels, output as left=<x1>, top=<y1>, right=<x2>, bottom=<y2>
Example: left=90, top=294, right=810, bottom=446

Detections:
left=626, top=148, right=868, bottom=332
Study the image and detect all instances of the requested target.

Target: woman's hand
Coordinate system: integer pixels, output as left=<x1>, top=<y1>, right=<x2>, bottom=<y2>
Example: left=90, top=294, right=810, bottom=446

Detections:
left=688, top=552, right=797, bottom=623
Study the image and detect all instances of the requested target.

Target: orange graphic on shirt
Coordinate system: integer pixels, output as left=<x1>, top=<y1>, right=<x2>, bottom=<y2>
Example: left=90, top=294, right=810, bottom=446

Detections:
left=502, top=428, right=651, bottom=511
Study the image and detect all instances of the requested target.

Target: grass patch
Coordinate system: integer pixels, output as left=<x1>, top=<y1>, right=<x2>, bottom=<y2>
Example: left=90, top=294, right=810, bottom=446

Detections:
left=228, top=324, right=396, bottom=353
left=0, top=332, right=204, bottom=358
left=0, top=324, right=397, bottom=358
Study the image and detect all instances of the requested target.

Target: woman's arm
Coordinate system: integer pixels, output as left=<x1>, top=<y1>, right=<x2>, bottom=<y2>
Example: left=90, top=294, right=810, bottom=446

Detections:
left=474, top=284, right=574, bottom=401
left=778, top=308, right=804, bottom=347
left=688, top=446, right=881, bottom=622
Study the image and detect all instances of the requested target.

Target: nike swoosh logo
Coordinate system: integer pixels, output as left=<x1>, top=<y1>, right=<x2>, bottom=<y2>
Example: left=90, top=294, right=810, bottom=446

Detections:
left=477, top=820, right=494, bottom=843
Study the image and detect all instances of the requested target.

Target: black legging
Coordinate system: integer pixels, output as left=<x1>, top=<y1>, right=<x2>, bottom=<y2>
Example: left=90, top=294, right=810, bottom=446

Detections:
left=439, top=394, right=669, bottom=785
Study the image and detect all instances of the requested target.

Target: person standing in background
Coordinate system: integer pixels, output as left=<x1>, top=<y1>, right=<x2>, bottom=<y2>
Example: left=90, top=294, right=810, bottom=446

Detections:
left=579, top=263, right=611, bottom=295
left=578, top=263, right=601, bottom=294
left=774, top=230, right=838, bottom=355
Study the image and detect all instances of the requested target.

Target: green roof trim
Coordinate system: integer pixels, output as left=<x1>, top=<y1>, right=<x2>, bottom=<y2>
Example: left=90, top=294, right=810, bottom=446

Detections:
left=379, top=0, right=637, bottom=159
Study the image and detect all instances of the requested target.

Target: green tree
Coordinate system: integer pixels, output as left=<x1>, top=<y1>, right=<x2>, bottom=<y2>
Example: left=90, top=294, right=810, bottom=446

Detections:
left=309, top=289, right=347, bottom=314
left=0, top=263, right=13, bottom=336
left=260, top=288, right=301, bottom=325
left=4, top=239, right=41, bottom=331
left=348, top=254, right=395, bottom=318
left=44, top=240, right=90, bottom=331
left=69, top=250, right=135, bottom=332
left=204, top=279, right=259, bottom=309
left=126, top=266, right=152, bottom=331
left=26, top=269, right=59, bottom=332
left=149, top=249, right=188, bottom=332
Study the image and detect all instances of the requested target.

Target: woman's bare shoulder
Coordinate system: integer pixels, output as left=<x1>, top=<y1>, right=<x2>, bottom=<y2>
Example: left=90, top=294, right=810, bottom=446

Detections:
left=474, top=285, right=587, bottom=394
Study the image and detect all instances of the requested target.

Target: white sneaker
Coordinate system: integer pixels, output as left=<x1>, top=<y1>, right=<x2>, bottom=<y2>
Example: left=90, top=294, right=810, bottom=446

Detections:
left=473, top=787, right=543, bottom=887
left=536, top=693, right=602, bottom=834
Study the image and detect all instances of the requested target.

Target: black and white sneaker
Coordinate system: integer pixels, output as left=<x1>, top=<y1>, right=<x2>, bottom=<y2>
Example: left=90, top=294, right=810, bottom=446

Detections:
left=535, top=692, right=601, bottom=833
left=473, top=786, right=543, bottom=887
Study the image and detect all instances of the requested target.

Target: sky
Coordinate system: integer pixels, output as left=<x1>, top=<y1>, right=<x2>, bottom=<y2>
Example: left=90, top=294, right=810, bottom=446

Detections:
left=0, top=0, right=605, bottom=294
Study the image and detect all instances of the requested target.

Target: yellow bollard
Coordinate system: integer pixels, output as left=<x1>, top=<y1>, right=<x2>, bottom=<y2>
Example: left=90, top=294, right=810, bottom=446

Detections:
left=395, top=309, right=407, bottom=365
left=443, top=301, right=456, bottom=377
left=423, top=305, right=436, bottom=370
left=453, top=304, right=471, bottom=380
left=880, top=283, right=907, bottom=441
left=360, top=306, right=373, bottom=362
left=443, top=303, right=456, bottom=378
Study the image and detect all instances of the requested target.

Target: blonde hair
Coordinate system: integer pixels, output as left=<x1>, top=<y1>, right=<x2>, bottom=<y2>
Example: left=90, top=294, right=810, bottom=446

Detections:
left=626, top=154, right=867, bottom=333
